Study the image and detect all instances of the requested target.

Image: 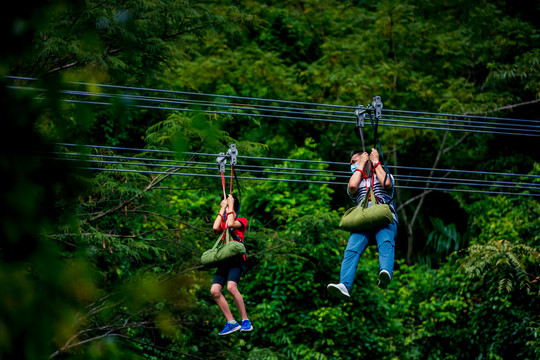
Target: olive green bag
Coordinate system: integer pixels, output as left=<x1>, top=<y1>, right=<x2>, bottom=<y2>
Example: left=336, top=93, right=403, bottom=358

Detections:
left=201, top=228, right=246, bottom=268
left=340, top=186, right=393, bottom=232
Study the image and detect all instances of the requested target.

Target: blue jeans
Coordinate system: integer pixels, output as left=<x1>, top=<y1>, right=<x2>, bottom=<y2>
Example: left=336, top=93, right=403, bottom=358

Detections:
left=339, top=221, right=398, bottom=291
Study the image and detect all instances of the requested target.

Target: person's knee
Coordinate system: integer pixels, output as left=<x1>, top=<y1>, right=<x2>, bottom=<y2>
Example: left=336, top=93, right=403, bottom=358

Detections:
left=210, top=285, right=222, bottom=298
left=379, top=240, right=395, bottom=253
left=227, top=282, right=239, bottom=294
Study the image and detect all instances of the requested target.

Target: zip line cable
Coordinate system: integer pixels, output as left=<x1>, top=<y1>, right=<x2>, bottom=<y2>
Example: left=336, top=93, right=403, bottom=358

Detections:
left=73, top=166, right=540, bottom=197
left=55, top=155, right=539, bottom=192
left=10, top=75, right=540, bottom=124
left=58, top=151, right=540, bottom=190
left=53, top=150, right=540, bottom=189
left=25, top=95, right=539, bottom=137
left=18, top=89, right=540, bottom=136
left=53, top=143, right=540, bottom=197
left=56, top=143, right=540, bottom=179
left=53, top=88, right=540, bottom=135
left=7, top=77, right=539, bottom=195
left=7, top=77, right=540, bottom=136
left=8, top=76, right=357, bottom=110
left=15, top=83, right=538, bottom=135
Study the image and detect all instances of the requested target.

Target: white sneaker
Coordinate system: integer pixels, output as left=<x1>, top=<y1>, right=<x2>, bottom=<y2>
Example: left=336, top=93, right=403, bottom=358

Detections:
left=378, top=270, right=391, bottom=289
left=327, top=283, right=350, bottom=299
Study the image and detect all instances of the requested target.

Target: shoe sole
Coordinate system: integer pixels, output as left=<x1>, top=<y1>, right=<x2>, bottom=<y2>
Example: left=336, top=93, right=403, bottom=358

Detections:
left=378, top=272, right=391, bottom=289
left=327, top=284, right=350, bottom=300
left=240, top=326, right=253, bottom=332
left=219, top=326, right=241, bottom=335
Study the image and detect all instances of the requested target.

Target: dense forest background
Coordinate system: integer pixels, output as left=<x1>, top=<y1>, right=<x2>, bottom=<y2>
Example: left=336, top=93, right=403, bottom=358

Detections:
left=1, top=0, right=539, bottom=359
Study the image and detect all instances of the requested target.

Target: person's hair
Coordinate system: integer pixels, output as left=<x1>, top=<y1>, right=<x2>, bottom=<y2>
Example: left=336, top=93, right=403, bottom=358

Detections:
left=350, top=149, right=363, bottom=158
left=230, top=193, right=240, bottom=214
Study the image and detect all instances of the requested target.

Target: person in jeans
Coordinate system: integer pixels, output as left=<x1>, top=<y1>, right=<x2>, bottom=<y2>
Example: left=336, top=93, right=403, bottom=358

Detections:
left=328, top=148, right=398, bottom=298
left=211, top=193, right=253, bottom=335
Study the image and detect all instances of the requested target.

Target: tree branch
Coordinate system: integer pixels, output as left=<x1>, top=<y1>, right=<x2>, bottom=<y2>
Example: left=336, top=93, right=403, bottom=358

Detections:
left=47, top=49, right=121, bottom=74
left=127, top=209, right=213, bottom=235
left=87, top=165, right=190, bottom=222
left=464, top=98, right=540, bottom=115
left=397, top=189, right=434, bottom=212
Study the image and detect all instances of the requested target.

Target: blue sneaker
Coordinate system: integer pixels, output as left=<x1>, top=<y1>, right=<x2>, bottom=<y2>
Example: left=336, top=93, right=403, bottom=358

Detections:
left=240, top=319, right=253, bottom=332
left=219, top=321, right=241, bottom=336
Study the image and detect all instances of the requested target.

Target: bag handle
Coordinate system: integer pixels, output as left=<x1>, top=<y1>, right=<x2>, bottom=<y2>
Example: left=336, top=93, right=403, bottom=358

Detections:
left=210, top=228, right=231, bottom=250
left=361, top=185, right=378, bottom=209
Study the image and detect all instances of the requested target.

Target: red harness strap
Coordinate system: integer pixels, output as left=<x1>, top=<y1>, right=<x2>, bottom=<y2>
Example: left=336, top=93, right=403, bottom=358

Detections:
left=358, top=169, right=376, bottom=202
left=230, top=164, right=234, bottom=195
left=220, top=163, right=237, bottom=229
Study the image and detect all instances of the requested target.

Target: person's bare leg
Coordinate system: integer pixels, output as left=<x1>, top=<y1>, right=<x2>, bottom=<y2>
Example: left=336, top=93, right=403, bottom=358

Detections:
left=210, top=283, right=234, bottom=321
left=227, top=281, right=247, bottom=320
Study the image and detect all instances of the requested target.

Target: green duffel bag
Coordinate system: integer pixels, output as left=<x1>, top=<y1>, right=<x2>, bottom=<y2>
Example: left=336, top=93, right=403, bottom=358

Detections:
left=201, top=228, right=246, bottom=268
left=340, top=187, right=393, bottom=232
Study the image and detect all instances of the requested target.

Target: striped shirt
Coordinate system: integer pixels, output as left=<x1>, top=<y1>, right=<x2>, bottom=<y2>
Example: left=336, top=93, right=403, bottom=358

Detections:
left=347, top=172, right=398, bottom=223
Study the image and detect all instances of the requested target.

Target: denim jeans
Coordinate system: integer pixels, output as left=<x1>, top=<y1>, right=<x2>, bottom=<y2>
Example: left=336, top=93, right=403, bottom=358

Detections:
left=339, top=221, right=398, bottom=291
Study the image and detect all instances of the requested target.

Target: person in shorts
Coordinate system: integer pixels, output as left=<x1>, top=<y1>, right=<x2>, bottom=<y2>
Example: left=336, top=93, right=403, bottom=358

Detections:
left=210, top=193, right=253, bottom=335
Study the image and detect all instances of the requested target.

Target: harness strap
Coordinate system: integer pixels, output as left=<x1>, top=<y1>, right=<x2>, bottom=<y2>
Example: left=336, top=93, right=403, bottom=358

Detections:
left=217, top=145, right=242, bottom=226
left=230, top=164, right=234, bottom=196
left=221, top=171, right=227, bottom=200
left=355, top=105, right=372, bottom=176
left=367, top=97, right=395, bottom=201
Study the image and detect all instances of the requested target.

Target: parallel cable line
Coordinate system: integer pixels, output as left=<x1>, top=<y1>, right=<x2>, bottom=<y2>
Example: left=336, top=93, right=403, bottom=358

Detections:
left=8, top=76, right=356, bottom=110
left=67, top=159, right=540, bottom=191
left=9, top=77, right=538, bottom=196
left=54, top=152, right=540, bottom=190
left=11, top=75, right=540, bottom=124
left=54, top=96, right=539, bottom=136
left=54, top=91, right=540, bottom=135
left=34, top=86, right=540, bottom=134
left=75, top=166, right=539, bottom=197
left=8, top=77, right=540, bottom=136
left=383, top=113, right=538, bottom=130
left=384, top=108, right=540, bottom=124
left=53, top=146, right=540, bottom=196
left=56, top=143, right=540, bottom=178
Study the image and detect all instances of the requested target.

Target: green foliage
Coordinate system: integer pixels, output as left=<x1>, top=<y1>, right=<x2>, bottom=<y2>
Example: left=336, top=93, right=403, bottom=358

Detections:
left=460, top=239, right=540, bottom=295
left=418, top=217, right=468, bottom=266
left=464, top=195, right=540, bottom=247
